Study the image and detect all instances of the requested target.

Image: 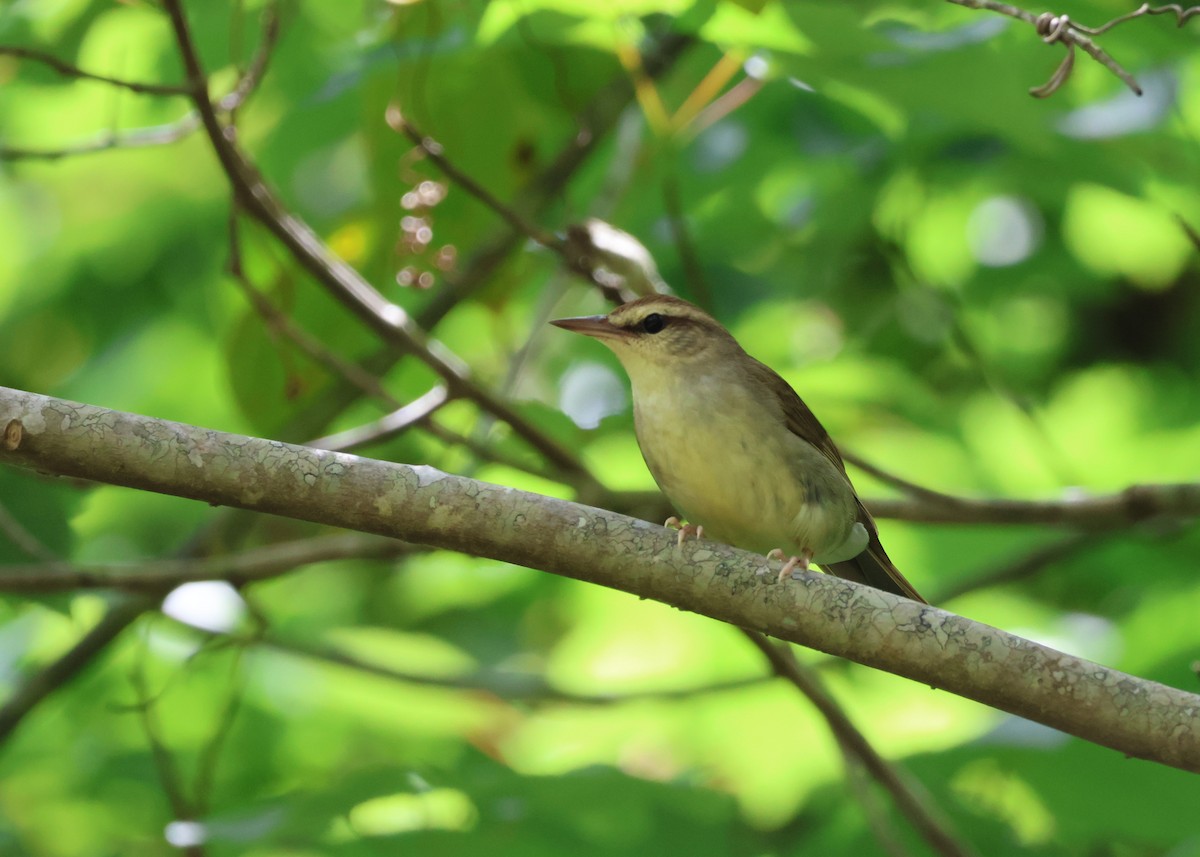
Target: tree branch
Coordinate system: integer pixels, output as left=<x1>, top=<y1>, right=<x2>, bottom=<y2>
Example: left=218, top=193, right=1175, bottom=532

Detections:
left=181, top=624, right=770, bottom=706
left=742, top=630, right=975, bottom=857
left=0, top=595, right=155, bottom=744
left=3, top=386, right=1200, bottom=773
left=159, top=0, right=596, bottom=488
left=947, top=0, right=1200, bottom=97
left=0, top=46, right=190, bottom=96
left=865, top=484, right=1200, bottom=527
left=0, top=533, right=413, bottom=592
left=128, top=662, right=205, bottom=857
left=391, top=112, right=661, bottom=303
left=0, top=7, right=278, bottom=162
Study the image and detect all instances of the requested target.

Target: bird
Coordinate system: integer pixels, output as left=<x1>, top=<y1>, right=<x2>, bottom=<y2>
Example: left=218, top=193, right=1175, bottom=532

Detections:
left=551, top=294, right=925, bottom=603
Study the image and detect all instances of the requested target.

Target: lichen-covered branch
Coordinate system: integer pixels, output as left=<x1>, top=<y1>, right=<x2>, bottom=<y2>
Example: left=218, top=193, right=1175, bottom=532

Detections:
left=2, top=385, right=1199, bottom=773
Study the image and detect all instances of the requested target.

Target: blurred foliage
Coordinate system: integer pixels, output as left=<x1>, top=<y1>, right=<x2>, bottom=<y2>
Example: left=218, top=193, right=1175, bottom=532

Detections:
left=1, top=0, right=1200, bottom=855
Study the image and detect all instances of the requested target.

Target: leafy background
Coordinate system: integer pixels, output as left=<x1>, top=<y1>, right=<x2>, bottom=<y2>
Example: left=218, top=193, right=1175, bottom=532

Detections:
left=1, top=0, right=1199, bottom=854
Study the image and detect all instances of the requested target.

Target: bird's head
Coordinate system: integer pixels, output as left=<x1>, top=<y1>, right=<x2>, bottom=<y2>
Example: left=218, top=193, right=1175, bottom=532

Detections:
left=551, top=295, right=740, bottom=386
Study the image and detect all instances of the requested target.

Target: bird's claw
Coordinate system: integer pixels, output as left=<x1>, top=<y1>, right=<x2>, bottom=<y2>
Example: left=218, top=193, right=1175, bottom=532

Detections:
left=769, top=548, right=812, bottom=583
left=665, top=516, right=704, bottom=546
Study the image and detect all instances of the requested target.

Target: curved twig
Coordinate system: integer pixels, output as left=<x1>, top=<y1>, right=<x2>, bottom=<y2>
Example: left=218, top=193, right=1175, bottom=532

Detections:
left=743, top=631, right=976, bottom=857
left=944, top=0, right=1183, bottom=96
left=0, top=46, right=189, bottom=96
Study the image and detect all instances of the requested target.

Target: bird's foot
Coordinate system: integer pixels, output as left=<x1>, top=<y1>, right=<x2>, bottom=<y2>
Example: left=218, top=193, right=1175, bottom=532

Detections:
left=665, top=516, right=704, bottom=546
left=768, top=548, right=813, bottom=583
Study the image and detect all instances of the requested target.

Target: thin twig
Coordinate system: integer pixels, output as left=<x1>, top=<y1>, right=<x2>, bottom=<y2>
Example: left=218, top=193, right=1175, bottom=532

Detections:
left=683, top=72, right=766, bottom=138
left=0, top=46, right=190, bottom=96
left=670, top=49, right=746, bottom=133
left=0, top=499, right=61, bottom=562
left=388, top=108, right=561, bottom=249
left=309, top=387, right=450, bottom=451
left=231, top=243, right=559, bottom=480
left=187, top=625, right=771, bottom=705
left=1177, top=214, right=1200, bottom=252
left=614, top=36, right=673, bottom=136
left=843, top=451, right=978, bottom=508
left=229, top=245, right=421, bottom=409
left=662, top=171, right=714, bottom=310
left=842, top=749, right=913, bottom=857
left=256, top=79, right=632, bottom=458
left=1070, top=2, right=1200, bottom=34
left=0, top=120, right=203, bottom=161
left=222, top=4, right=281, bottom=115
left=844, top=446, right=1200, bottom=528
left=0, top=7, right=279, bottom=162
left=162, top=0, right=596, bottom=486
left=865, top=482, right=1200, bottom=527
left=393, top=112, right=651, bottom=302
left=410, top=31, right=694, bottom=329
left=192, top=648, right=247, bottom=816
left=932, top=533, right=1096, bottom=602
left=129, top=661, right=205, bottom=857
left=0, top=534, right=415, bottom=592
left=230, top=220, right=557, bottom=480
left=741, top=630, right=976, bottom=857
left=0, top=596, right=156, bottom=744
left=946, top=0, right=1198, bottom=97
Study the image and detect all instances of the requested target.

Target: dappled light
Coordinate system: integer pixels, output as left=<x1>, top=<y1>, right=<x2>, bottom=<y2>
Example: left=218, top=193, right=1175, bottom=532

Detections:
left=1, top=0, right=1199, bottom=855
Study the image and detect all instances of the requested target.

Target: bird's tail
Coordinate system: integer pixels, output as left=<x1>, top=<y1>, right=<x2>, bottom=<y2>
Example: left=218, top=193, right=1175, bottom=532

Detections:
left=822, top=502, right=926, bottom=603
left=824, top=544, right=925, bottom=603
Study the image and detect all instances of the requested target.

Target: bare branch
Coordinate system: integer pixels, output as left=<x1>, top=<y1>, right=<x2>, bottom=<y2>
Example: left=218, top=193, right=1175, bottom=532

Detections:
left=5, top=386, right=1200, bottom=773
left=388, top=108, right=560, bottom=249
left=933, top=533, right=1096, bottom=601
left=1177, top=214, right=1200, bottom=252
left=0, top=119, right=202, bottom=162
left=128, top=662, right=205, bottom=857
left=228, top=245, right=432, bottom=410
left=129, top=663, right=194, bottom=816
left=945, top=0, right=1168, bottom=96
left=662, top=172, right=714, bottom=310
left=392, top=112, right=661, bottom=303
left=684, top=71, right=766, bottom=138
left=844, top=450, right=973, bottom=508
left=0, top=498, right=61, bottom=562
left=411, top=31, right=692, bottom=329
left=184, top=625, right=770, bottom=706
left=866, top=482, right=1200, bottom=527
left=309, top=387, right=450, bottom=452
left=0, top=534, right=413, bottom=592
left=845, top=450, right=1200, bottom=528
left=0, top=596, right=155, bottom=744
left=0, top=45, right=190, bottom=96
left=160, top=0, right=597, bottom=487
left=221, top=3, right=282, bottom=116
left=191, top=648, right=246, bottom=816
left=742, top=631, right=976, bottom=857
left=1070, top=2, right=1200, bottom=34
left=229, top=225, right=563, bottom=482
left=0, top=7, right=278, bottom=162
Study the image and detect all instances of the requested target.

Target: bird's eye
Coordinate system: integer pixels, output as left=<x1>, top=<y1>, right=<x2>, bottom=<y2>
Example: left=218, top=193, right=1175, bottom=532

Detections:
left=641, top=313, right=666, bottom=334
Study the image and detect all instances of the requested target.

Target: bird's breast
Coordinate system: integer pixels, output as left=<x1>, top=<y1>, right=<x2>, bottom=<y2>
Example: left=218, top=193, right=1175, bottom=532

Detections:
left=631, top=374, right=858, bottom=559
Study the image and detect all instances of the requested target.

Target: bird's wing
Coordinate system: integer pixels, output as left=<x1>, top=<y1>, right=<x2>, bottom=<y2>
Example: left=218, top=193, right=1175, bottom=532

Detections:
left=744, top=357, right=927, bottom=604
left=743, top=358, right=849, bottom=475
left=832, top=498, right=926, bottom=603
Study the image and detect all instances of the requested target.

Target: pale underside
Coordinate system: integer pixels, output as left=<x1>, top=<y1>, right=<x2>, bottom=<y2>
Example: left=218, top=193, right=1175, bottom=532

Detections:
left=631, top=365, right=867, bottom=563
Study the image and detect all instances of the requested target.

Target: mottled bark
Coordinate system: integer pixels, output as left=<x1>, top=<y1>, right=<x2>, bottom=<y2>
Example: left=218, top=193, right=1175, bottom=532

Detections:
left=2, top=385, right=1198, bottom=773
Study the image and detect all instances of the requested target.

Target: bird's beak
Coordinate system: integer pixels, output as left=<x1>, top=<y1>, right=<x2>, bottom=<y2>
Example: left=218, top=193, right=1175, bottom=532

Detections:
left=549, top=314, right=625, bottom=341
